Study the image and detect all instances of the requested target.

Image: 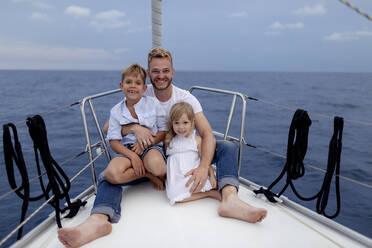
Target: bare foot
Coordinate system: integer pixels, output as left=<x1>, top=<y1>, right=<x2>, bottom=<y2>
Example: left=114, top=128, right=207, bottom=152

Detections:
left=58, top=214, right=112, bottom=248
left=218, top=187, right=267, bottom=223
left=146, top=173, right=165, bottom=190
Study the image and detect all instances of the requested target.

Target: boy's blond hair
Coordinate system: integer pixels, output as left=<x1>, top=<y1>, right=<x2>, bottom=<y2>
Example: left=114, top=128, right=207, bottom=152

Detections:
left=148, top=47, right=173, bottom=67
left=165, top=102, right=195, bottom=148
left=121, top=63, right=146, bottom=84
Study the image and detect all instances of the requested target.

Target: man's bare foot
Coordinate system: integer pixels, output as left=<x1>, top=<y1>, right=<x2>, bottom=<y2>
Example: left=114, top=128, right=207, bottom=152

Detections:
left=218, top=186, right=267, bottom=223
left=58, top=214, right=112, bottom=248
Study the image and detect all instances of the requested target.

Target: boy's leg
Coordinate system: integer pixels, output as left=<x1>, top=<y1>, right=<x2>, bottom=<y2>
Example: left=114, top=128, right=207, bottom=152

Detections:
left=105, top=156, right=143, bottom=184
left=142, top=146, right=167, bottom=190
left=142, top=147, right=166, bottom=177
left=214, top=140, right=267, bottom=223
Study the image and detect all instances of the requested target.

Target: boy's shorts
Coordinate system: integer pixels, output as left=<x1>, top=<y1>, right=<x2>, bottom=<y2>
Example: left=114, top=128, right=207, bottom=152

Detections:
left=114, top=144, right=166, bottom=161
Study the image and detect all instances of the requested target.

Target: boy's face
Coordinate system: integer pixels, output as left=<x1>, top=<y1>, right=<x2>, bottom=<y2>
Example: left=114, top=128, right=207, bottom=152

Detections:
left=147, top=57, right=174, bottom=91
left=120, top=73, right=147, bottom=103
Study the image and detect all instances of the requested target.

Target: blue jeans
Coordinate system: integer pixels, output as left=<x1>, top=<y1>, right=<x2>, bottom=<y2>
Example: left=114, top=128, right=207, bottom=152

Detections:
left=91, top=140, right=239, bottom=223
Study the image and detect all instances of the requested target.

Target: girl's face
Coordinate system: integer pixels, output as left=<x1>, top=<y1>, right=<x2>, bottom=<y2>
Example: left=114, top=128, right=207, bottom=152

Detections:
left=172, top=113, right=192, bottom=137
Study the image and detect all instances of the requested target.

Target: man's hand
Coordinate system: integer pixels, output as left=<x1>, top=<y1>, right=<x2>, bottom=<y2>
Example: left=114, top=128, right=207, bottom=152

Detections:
left=131, top=142, right=144, bottom=155
left=129, top=153, right=145, bottom=176
left=185, top=165, right=209, bottom=193
left=122, top=124, right=156, bottom=149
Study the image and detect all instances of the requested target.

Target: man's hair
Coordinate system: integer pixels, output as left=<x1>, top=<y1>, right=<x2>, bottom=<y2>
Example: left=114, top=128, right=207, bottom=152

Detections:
left=148, top=47, right=173, bottom=68
left=121, top=63, right=146, bottom=84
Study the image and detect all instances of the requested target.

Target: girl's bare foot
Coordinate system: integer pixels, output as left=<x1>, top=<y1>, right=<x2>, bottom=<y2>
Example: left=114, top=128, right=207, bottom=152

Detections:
left=58, top=214, right=112, bottom=248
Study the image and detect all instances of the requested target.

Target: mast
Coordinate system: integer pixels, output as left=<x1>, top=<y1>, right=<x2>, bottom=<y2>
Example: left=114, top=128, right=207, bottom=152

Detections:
left=151, top=0, right=162, bottom=48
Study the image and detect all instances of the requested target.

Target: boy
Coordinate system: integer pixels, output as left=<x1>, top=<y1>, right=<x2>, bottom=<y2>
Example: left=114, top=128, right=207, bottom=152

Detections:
left=104, top=63, right=167, bottom=190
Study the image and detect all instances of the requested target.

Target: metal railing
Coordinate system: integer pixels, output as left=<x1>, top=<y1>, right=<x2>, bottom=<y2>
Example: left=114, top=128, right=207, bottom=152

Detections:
left=79, top=88, right=122, bottom=191
left=189, top=86, right=247, bottom=175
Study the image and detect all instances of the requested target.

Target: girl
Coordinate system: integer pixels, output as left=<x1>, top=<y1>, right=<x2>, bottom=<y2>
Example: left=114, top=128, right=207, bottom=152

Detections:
left=165, top=101, right=220, bottom=205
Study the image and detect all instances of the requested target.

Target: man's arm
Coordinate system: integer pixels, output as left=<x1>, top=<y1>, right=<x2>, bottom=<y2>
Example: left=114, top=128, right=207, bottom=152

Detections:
left=121, top=124, right=156, bottom=150
left=185, top=112, right=216, bottom=193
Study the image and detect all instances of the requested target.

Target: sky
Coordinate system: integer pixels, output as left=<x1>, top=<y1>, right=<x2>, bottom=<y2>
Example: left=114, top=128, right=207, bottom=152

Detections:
left=1, top=0, right=372, bottom=72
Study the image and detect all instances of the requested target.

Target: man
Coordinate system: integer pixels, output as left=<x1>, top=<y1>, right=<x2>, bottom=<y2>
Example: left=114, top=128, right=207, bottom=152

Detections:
left=58, top=48, right=267, bottom=248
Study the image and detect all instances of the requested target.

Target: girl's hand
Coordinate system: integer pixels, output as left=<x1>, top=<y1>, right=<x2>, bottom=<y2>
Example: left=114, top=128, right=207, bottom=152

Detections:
left=131, top=142, right=144, bottom=155
left=209, top=166, right=217, bottom=189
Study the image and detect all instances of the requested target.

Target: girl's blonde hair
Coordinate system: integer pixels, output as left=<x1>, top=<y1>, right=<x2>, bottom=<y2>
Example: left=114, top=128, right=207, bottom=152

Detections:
left=165, top=102, right=195, bottom=148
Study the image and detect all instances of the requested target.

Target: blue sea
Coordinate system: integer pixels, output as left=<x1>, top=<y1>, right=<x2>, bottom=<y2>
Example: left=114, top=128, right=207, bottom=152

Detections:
left=0, top=70, right=371, bottom=247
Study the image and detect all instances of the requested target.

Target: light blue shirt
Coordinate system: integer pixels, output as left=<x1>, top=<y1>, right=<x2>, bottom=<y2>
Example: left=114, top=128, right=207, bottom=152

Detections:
left=107, top=95, right=167, bottom=145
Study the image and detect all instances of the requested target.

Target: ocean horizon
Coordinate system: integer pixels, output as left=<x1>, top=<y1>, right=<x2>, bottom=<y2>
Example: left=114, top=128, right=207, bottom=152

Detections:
left=0, top=70, right=371, bottom=247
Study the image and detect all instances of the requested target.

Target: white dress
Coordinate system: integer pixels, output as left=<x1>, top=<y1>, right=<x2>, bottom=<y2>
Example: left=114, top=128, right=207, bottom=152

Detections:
left=166, top=132, right=212, bottom=205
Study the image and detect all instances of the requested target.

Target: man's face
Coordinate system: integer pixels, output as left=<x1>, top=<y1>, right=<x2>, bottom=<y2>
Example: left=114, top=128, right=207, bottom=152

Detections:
left=148, top=57, right=174, bottom=91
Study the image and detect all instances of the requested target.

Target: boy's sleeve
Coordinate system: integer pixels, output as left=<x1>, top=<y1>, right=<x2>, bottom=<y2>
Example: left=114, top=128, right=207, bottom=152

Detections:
left=107, top=110, right=122, bottom=141
left=156, top=103, right=168, bottom=131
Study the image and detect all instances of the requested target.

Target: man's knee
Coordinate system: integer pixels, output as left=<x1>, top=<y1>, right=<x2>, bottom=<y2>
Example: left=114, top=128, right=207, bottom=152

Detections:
left=216, top=140, right=238, bottom=155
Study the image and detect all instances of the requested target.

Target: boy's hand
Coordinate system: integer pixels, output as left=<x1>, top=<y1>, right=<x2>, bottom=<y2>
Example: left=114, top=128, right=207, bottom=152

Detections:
left=129, top=153, right=145, bottom=176
left=131, top=142, right=144, bottom=155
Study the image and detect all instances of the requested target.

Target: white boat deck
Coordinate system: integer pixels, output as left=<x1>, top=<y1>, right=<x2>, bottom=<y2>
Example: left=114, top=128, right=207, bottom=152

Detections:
left=12, top=181, right=370, bottom=248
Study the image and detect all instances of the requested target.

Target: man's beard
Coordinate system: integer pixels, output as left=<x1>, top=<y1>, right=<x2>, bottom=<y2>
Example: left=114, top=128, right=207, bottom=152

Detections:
left=149, top=77, right=172, bottom=91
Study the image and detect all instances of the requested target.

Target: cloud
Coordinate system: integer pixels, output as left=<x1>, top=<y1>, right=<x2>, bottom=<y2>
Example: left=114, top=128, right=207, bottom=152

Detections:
left=228, top=11, right=248, bottom=18
left=91, top=10, right=130, bottom=31
left=11, top=0, right=53, bottom=9
left=324, top=30, right=372, bottom=41
left=293, top=4, right=326, bottom=16
left=269, top=22, right=304, bottom=30
left=0, top=40, right=112, bottom=61
left=30, top=12, right=49, bottom=21
left=65, top=5, right=91, bottom=18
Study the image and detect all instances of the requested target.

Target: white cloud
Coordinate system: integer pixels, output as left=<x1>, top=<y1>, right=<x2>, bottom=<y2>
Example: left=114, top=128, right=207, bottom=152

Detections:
left=0, top=40, right=112, bottom=61
left=30, top=12, right=49, bottom=21
left=91, top=10, right=130, bottom=31
left=65, top=5, right=91, bottom=18
left=228, top=11, right=248, bottom=18
left=324, top=30, right=372, bottom=41
left=293, top=4, right=326, bottom=16
left=11, top=0, right=53, bottom=9
left=269, top=21, right=304, bottom=30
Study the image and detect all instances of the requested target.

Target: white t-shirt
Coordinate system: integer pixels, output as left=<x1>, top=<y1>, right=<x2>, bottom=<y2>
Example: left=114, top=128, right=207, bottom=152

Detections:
left=144, top=84, right=202, bottom=117
left=107, top=95, right=167, bottom=145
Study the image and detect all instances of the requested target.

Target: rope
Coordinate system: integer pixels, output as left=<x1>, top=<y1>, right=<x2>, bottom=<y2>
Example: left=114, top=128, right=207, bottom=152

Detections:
left=338, top=0, right=372, bottom=22
left=26, top=115, right=86, bottom=226
left=0, top=150, right=86, bottom=201
left=250, top=144, right=372, bottom=189
left=246, top=95, right=372, bottom=127
left=1, top=115, right=87, bottom=239
left=254, top=111, right=344, bottom=219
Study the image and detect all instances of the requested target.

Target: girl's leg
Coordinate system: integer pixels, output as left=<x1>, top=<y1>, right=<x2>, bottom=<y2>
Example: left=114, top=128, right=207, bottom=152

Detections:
left=177, top=190, right=221, bottom=203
